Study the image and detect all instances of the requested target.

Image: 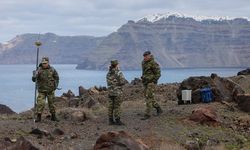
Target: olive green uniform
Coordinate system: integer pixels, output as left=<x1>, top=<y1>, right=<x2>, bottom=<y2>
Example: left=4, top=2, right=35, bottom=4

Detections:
left=141, top=56, right=161, bottom=116
left=32, top=65, right=59, bottom=115
left=106, top=66, right=127, bottom=121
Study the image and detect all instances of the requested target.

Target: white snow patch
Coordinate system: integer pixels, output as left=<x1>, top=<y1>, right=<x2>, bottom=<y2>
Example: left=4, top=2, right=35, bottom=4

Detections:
left=138, top=12, right=249, bottom=22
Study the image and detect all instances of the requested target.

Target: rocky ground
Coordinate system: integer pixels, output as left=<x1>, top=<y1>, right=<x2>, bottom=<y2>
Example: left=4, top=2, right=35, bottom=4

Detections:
left=0, top=74, right=250, bottom=150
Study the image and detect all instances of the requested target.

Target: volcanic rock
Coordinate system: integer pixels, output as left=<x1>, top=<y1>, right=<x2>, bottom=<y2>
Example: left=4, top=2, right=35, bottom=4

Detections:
left=177, top=75, right=245, bottom=104
left=94, top=131, right=149, bottom=150
left=236, top=94, right=250, bottom=112
left=0, top=136, right=39, bottom=150
left=58, top=108, right=87, bottom=122
left=189, top=106, right=219, bottom=126
left=62, top=90, right=75, bottom=98
left=237, top=68, right=250, bottom=76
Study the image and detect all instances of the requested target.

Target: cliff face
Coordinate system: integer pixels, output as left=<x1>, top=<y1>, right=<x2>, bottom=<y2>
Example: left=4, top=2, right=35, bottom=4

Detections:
left=1, top=14, right=250, bottom=70
left=77, top=16, right=250, bottom=70
left=0, top=33, right=104, bottom=64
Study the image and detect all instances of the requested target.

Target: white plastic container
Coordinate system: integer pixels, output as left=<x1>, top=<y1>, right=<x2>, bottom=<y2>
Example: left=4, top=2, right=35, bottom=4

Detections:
left=182, top=90, right=192, bottom=103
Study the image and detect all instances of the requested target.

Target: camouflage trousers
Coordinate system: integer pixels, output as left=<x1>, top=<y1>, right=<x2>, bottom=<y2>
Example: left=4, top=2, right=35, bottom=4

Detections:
left=108, top=95, right=122, bottom=119
left=144, top=83, right=160, bottom=116
left=36, top=91, right=56, bottom=115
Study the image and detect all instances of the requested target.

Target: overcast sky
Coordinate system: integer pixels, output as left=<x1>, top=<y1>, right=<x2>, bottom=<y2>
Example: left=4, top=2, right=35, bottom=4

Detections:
left=0, top=0, right=250, bottom=42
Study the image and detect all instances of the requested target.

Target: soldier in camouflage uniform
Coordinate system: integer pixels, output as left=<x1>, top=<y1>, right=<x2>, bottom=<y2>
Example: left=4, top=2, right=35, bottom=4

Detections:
left=141, top=51, right=163, bottom=120
left=32, top=57, right=59, bottom=122
left=106, top=60, right=128, bottom=125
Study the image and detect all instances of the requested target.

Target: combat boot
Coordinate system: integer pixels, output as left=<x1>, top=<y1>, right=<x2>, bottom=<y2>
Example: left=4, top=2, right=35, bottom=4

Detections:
left=156, top=106, right=163, bottom=116
left=109, top=118, right=115, bottom=125
left=114, top=118, right=125, bottom=125
left=141, top=114, right=150, bottom=120
left=35, top=114, right=42, bottom=123
left=51, top=113, right=59, bottom=122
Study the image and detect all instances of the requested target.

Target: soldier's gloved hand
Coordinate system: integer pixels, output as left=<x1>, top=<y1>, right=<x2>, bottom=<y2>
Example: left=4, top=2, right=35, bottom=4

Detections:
left=32, top=70, right=36, bottom=77
left=32, top=70, right=38, bottom=82
left=32, top=70, right=39, bottom=77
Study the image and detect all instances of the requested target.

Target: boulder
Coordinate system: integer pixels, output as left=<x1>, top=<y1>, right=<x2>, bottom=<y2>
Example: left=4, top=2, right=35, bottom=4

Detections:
left=0, top=138, right=12, bottom=149
left=54, top=96, right=69, bottom=108
left=70, top=132, right=78, bottom=139
left=68, top=97, right=80, bottom=107
left=52, top=128, right=65, bottom=136
left=0, top=136, right=39, bottom=150
left=185, top=140, right=200, bottom=150
left=89, top=87, right=100, bottom=95
left=94, top=131, right=149, bottom=150
left=62, top=90, right=75, bottom=98
left=86, top=98, right=97, bottom=108
left=177, top=76, right=215, bottom=104
left=30, top=128, right=50, bottom=138
left=189, top=106, right=219, bottom=126
left=131, top=78, right=143, bottom=85
left=177, top=75, right=245, bottom=104
left=229, top=75, right=250, bottom=94
left=191, top=89, right=201, bottom=104
left=13, top=136, right=39, bottom=150
left=94, top=86, right=108, bottom=92
left=79, top=86, right=89, bottom=97
left=58, top=108, right=87, bottom=122
left=236, top=94, right=250, bottom=112
left=0, top=104, right=16, bottom=115
left=216, top=78, right=245, bottom=101
left=237, top=68, right=250, bottom=76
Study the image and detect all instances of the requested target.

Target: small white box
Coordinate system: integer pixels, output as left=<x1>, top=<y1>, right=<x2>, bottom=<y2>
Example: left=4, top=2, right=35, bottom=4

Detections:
left=182, top=90, right=192, bottom=103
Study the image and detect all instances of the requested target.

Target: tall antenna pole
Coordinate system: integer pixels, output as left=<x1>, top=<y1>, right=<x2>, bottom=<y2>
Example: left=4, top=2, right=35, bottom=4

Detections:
left=34, top=34, right=42, bottom=122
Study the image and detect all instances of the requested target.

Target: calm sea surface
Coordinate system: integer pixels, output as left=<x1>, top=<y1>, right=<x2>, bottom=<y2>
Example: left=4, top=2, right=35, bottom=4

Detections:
left=0, top=64, right=244, bottom=112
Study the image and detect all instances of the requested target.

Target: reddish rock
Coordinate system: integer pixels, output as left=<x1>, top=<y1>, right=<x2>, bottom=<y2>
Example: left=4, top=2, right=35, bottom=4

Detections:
left=189, top=106, right=220, bottom=126
left=94, top=131, right=149, bottom=150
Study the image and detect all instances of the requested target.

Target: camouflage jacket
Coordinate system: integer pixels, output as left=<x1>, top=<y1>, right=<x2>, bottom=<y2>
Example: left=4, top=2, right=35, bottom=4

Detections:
left=32, top=65, right=59, bottom=92
left=141, top=56, right=161, bottom=85
left=106, top=67, right=127, bottom=97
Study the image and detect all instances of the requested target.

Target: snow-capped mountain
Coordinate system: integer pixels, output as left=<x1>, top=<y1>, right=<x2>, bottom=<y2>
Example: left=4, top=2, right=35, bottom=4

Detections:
left=77, top=13, right=250, bottom=70
left=138, top=12, right=249, bottom=22
left=0, top=13, right=250, bottom=69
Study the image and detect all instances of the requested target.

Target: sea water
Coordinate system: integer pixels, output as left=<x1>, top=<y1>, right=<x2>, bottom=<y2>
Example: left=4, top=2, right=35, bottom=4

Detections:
left=0, top=64, right=244, bottom=112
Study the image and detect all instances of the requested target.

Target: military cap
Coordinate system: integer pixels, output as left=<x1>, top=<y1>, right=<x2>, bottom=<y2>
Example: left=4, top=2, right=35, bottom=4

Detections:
left=41, top=57, right=49, bottom=64
left=143, top=51, right=151, bottom=56
left=111, top=60, right=119, bottom=65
